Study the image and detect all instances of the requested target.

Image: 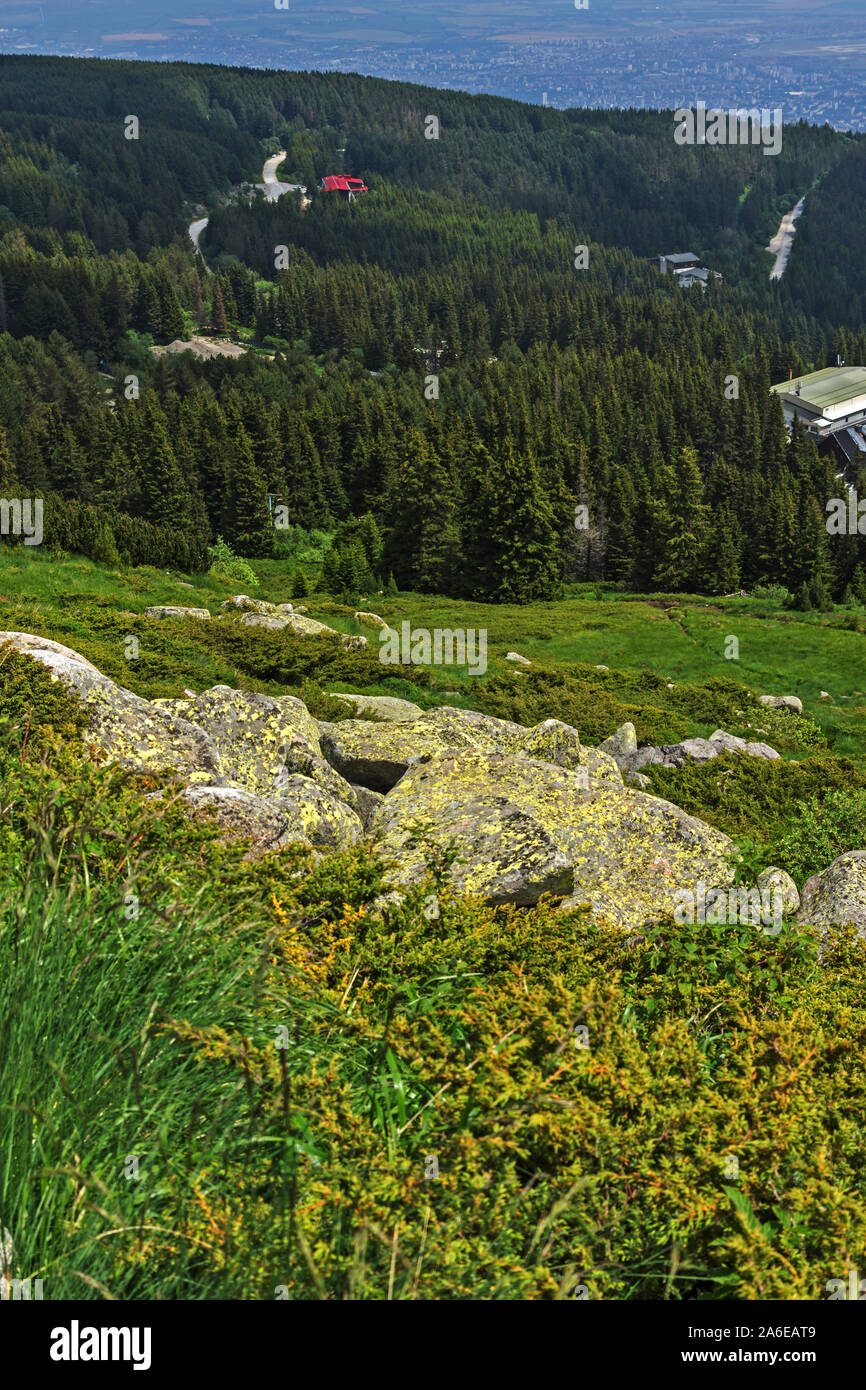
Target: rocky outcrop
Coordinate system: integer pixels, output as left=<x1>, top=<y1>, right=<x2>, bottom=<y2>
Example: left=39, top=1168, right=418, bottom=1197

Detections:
left=183, top=781, right=361, bottom=852
left=144, top=605, right=210, bottom=620
left=601, top=722, right=637, bottom=762
left=319, top=705, right=530, bottom=790
left=8, top=630, right=829, bottom=931
left=221, top=595, right=275, bottom=615
left=797, top=852, right=866, bottom=936
left=320, top=719, right=450, bottom=792
left=177, top=686, right=359, bottom=813
left=370, top=749, right=734, bottom=923
left=615, top=729, right=780, bottom=777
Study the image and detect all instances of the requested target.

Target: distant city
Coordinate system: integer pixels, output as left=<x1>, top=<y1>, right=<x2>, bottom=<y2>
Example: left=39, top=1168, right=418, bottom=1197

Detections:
left=2, top=1, right=866, bottom=130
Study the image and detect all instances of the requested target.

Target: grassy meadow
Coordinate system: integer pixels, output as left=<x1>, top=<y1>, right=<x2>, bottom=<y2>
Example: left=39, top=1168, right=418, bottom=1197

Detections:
left=3, top=545, right=866, bottom=1300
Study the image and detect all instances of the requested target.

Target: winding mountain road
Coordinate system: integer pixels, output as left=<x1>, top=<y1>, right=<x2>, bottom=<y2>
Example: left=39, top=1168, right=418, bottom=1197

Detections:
left=187, top=151, right=306, bottom=255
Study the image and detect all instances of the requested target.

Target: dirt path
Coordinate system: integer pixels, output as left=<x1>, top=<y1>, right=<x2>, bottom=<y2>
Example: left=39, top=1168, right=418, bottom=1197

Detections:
left=767, top=196, right=806, bottom=280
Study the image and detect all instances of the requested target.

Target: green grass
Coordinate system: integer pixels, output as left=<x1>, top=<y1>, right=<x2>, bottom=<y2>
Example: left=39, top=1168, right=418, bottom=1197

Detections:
left=3, top=554, right=866, bottom=1299
left=2, top=549, right=865, bottom=754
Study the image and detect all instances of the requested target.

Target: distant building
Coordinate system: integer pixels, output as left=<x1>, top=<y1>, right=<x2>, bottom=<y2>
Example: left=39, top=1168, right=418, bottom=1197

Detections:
left=651, top=252, right=722, bottom=289
left=770, top=365, right=866, bottom=463
left=320, top=175, right=369, bottom=199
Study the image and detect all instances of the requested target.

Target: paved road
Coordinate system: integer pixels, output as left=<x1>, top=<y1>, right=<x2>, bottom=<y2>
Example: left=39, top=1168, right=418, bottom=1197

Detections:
left=187, top=151, right=306, bottom=253
left=767, top=196, right=806, bottom=280
left=257, top=151, right=305, bottom=202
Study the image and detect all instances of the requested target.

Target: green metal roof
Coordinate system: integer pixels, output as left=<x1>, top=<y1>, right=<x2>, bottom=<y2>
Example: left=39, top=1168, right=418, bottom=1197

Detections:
left=770, top=366, right=866, bottom=411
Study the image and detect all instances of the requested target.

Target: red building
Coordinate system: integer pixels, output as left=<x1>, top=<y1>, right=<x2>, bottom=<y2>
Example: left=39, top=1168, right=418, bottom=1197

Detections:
left=320, top=175, right=368, bottom=199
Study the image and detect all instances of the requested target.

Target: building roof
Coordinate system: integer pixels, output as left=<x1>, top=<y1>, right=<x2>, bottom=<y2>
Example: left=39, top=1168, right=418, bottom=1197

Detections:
left=321, top=175, right=368, bottom=193
left=662, top=252, right=699, bottom=265
left=770, top=366, right=866, bottom=421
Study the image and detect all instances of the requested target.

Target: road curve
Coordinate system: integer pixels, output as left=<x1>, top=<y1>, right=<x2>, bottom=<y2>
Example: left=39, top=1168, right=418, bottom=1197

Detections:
left=187, top=151, right=305, bottom=254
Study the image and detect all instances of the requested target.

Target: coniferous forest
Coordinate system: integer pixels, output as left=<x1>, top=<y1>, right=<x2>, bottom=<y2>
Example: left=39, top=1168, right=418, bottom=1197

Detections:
left=0, top=54, right=865, bottom=604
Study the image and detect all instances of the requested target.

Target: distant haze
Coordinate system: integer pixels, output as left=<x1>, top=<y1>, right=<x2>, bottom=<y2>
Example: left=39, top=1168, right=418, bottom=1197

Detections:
left=3, top=0, right=866, bottom=128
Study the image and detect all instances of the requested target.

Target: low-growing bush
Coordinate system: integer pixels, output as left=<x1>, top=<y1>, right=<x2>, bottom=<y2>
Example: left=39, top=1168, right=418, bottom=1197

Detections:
left=643, top=754, right=866, bottom=846
left=772, top=787, right=866, bottom=885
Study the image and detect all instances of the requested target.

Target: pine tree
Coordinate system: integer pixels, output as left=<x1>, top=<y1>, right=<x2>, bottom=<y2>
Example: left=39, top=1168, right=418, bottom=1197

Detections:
left=212, top=278, right=229, bottom=336
left=223, top=428, right=273, bottom=557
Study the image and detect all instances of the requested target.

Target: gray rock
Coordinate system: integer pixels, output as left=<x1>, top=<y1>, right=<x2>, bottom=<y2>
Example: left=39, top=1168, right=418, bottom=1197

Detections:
left=797, top=851, right=866, bottom=936
left=354, top=611, right=389, bottom=630
left=144, top=605, right=210, bottom=620
left=505, top=651, right=531, bottom=665
left=0, top=631, right=224, bottom=786
left=326, top=693, right=424, bottom=723
left=757, top=866, right=800, bottom=916
left=350, top=783, right=386, bottom=832
left=759, top=694, right=803, bottom=715
left=710, top=730, right=780, bottom=760
left=220, top=595, right=275, bottom=615
left=240, top=614, right=290, bottom=630
left=183, top=780, right=361, bottom=852
left=600, top=722, right=637, bottom=762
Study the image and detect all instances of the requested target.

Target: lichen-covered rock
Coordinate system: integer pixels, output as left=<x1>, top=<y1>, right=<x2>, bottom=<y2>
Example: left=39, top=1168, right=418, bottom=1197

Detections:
left=757, top=866, right=800, bottom=916
left=272, top=775, right=363, bottom=848
left=283, top=614, right=339, bottom=638
left=421, top=705, right=526, bottom=754
left=326, top=692, right=424, bottom=722
left=797, top=851, right=866, bottom=936
left=181, top=785, right=304, bottom=855
left=519, top=718, right=583, bottom=766
left=220, top=595, right=276, bottom=615
left=144, top=606, right=210, bottom=620
left=341, top=634, right=368, bottom=651
left=350, top=783, right=385, bottom=832
left=370, top=749, right=734, bottom=924
left=519, top=718, right=622, bottom=784
left=0, top=631, right=224, bottom=785
left=759, top=694, right=803, bottom=715
left=505, top=651, right=531, bottom=665
left=181, top=686, right=330, bottom=798
left=354, top=611, right=389, bottom=630
left=240, top=614, right=290, bottom=630
left=183, top=779, right=361, bottom=852
left=600, top=722, right=637, bottom=763
left=321, top=719, right=452, bottom=791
